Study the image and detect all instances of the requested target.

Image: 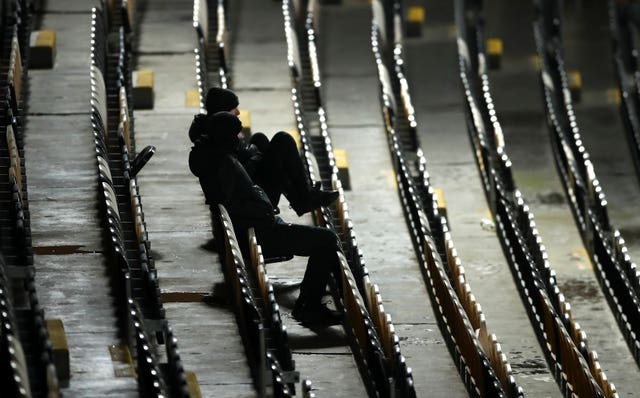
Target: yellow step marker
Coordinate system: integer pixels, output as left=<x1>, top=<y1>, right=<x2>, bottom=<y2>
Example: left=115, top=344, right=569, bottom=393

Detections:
left=133, top=70, right=154, bottom=109
left=288, top=129, right=301, bottom=149
left=567, top=70, right=582, bottom=103
left=530, top=55, right=541, bottom=71
left=433, top=188, right=447, bottom=219
left=135, top=70, right=153, bottom=88
left=406, top=6, right=425, bottom=37
left=607, top=88, right=621, bottom=105
left=571, top=247, right=593, bottom=270
left=30, top=30, right=56, bottom=69
left=109, top=344, right=135, bottom=377
left=239, top=109, right=252, bottom=138
left=480, top=210, right=496, bottom=232
left=46, top=319, right=70, bottom=385
left=448, top=24, right=458, bottom=38
left=486, top=38, right=503, bottom=70
left=186, top=90, right=201, bottom=108
left=186, top=371, right=203, bottom=398
left=333, top=149, right=351, bottom=190
left=387, top=169, right=398, bottom=189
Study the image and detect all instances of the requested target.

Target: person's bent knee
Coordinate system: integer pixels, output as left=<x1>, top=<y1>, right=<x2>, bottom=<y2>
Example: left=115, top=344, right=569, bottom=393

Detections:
left=313, top=228, right=341, bottom=253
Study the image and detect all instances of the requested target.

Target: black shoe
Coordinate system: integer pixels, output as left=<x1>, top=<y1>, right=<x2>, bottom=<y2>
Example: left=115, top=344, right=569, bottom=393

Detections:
left=291, top=186, right=339, bottom=216
left=292, top=301, right=343, bottom=326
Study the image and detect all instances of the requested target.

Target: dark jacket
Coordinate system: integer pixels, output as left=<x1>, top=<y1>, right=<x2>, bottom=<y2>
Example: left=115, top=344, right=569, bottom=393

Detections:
left=236, top=142, right=262, bottom=179
left=188, top=114, right=263, bottom=179
left=189, top=139, right=275, bottom=230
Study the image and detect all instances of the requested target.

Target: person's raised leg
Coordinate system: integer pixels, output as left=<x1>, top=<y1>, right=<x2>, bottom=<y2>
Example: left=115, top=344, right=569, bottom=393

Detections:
left=260, top=131, right=339, bottom=216
left=249, top=132, right=282, bottom=206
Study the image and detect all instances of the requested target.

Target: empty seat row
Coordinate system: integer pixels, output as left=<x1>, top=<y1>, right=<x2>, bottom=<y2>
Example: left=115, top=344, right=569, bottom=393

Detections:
left=533, top=0, right=640, bottom=372
left=2, top=29, right=31, bottom=265
left=401, top=151, right=509, bottom=397
left=90, top=4, right=188, bottom=395
left=130, top=299, right=166, bottom=397
left=4, top=122, right=32, bottom=266
left=503, top=197, right=609, bottom=396
left=91, top=2, right=162, bottom=321
left=442, top=217, right=519, bottom=396
left=372, top=0, right=526, bottom=396
left=332, top=184, right=416, bottom=397
left=422, top=227, right=506, bottom=396
left=339, top=251, right=411, bottom=397
left=283, top=1, right=417, bottom=396
left=455, top=1, right=620, bottom=396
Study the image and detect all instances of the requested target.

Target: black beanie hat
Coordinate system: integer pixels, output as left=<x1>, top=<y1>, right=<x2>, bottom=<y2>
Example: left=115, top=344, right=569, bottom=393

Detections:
left=205, top=87, right=239, bottom=114
left=207, top=111, right=243, bottom=149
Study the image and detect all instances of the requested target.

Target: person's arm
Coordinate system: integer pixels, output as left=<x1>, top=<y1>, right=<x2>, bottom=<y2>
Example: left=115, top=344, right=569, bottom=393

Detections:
left=237, top=143, right=263, bottom=178
left=220, top=156, right=275, bottom=227
left=216, top=155, right=241, bottom=205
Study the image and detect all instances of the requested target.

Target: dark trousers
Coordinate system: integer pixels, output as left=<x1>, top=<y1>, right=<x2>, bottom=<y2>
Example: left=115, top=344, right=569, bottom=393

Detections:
left=253, top=217, right=341, bottom=306
left=250, top=131, right=310, bottom=208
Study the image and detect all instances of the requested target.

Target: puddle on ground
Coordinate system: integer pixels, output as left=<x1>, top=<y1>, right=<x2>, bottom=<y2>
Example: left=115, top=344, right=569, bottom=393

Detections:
left=33, top=245, right=90, bottom=255
left=557, top=278, right=601, bottom=302
left=536, top=191, right=565, bottom=205
left=509, top=351, right=549, bottom=375
left=511, top=359, right=549, bottom=375
left=399, top=335, right=445, bottom=346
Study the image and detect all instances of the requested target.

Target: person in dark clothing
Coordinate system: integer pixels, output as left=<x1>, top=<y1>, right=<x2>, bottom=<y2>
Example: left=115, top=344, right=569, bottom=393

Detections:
left=188, top=87, right=338, bottom=216
left=189, top=111, right=343, bottom=326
